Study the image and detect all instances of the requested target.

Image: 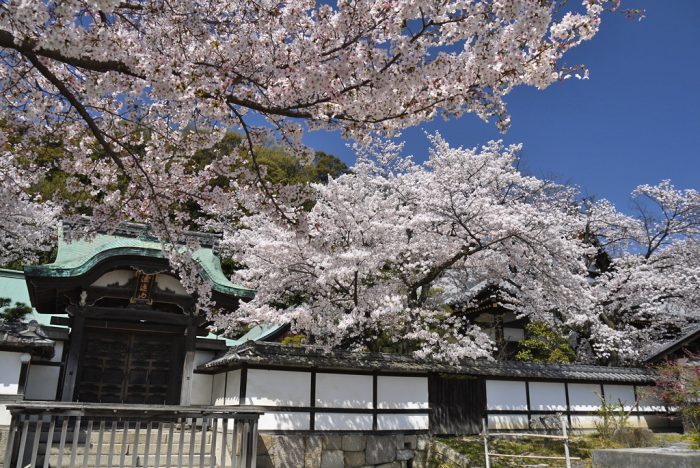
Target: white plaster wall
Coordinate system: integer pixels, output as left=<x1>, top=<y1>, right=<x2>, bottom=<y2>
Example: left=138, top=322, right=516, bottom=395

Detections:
left=24, top=365, right=60, bottom=400
left=225, top=370, right=241, bottom=405
left=258, top=412, right=310, bottom=431
left=212, top=372, right=226, bottom=406
left=603, top=384, right=636, bottom=410
left=487, top=414, right=529, bottom=430
left=637, top=389, right=666, bottom=412
left=315, top=413, right=373, bottom=431
left=50, top=342, right=64, bottom=363
left=486, top=380, right=527, bottom=411
left=91, top=269, right=134, bottom=287
left=0, top=352, right=22, bottom=395
left=315, top=373, right=373, bottom=409
left=377, top=414, right=429, bottom=431
left=376, top=376, right=429, bottom=409
left=568, top=383, right=602, bottom=411
left=191, top=374, right=213, bottom=405
left=504, top=327, right=525, bottom=342
left=529, top=382, right=567, bottom=411
left=154, top=274, right=188, bottom=295
left=570, top=415, right=601, bottom=430
left=244, top=370, right=310, bottom=406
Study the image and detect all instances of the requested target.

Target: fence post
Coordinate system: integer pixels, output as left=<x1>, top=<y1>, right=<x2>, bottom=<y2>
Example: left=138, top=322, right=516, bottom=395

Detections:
left=482, top=417, right=490, bottom=468
left=562, top=415, right=571, bottom=468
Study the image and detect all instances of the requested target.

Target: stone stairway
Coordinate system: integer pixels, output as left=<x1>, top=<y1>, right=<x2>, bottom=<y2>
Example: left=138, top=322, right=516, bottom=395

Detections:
left=31, top=426, right=239, bottom=467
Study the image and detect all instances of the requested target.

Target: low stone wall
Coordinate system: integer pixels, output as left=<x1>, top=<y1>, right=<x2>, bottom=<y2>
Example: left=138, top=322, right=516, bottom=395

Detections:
left=427, top=440, right=471, bottom=467
left=592, top=446, right=700, bottom=468
left=256, top=433, right=431, bottom=468
left=0, top=426, right=8, bottom=466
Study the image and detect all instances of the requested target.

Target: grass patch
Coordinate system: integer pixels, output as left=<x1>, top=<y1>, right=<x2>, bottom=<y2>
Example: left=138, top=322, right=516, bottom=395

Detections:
left=437, top=432, right=691, bottom=467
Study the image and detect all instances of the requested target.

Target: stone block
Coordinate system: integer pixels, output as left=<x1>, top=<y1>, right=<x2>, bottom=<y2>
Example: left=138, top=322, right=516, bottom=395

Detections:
left=256, top=454, right=275, bottom=468
left=344, top=450, right=366, bottom=467
left=403, top=434, right=417, bottom=449
left=272, top=435, right=305, bottom=468
left=366, top=435, right=397, bottom=465
left=320, top=449, right=345, bottom=468
left=257, top=434, right=274, bottom=455
left=376, top=462, right=402, bottom=468
left=305, top=435, right=323, bottom=468
left=342, top=434, right=367, bottom=451
left=321, top=434, right=343, bottom=450
left=416, top=434, right=431, bottom=451
left=396, top=449, right=415, bottom=461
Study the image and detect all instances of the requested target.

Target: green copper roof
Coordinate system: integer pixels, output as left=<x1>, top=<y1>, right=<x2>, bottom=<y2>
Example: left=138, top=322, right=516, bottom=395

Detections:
left=0, top=269, right=60, bottom=327
left=24, top=229, right=254, bottom=299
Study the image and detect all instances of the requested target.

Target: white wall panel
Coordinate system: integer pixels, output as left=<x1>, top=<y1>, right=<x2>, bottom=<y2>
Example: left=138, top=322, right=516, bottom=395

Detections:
left=225, top=370, right=241, bottom=405
left=486, top=380, right=527, bottom=411
left=24, top=365, right=59, bottom=400
left=0, top=405, right=11, bottom=426
left=315, top=413, right=373, bottom=431
left=50, top=342, right=63, bottom=363
left=377, top=414, right=429, bottom=431
left=0, top=352, right=22, bottom=395
left=568, top=383, right=602, bottom=411
left=570, top=415, right=601, bottom=430
left=258, top=412, right=310, bottom=431
left=244, top=370, right=310, bottom=406
left=487, top=414, right=529, bottom=430
left=315, top=373, right=373, bottom=409
left=603, top=385, right=636, bottom=410
left=212, top=372, right=226, bottom=406
left=637, top=390, right=666, bottom=412
left=191, top=374, right=213, bottom=405
left=376, top=376, right=429, bottom=409
left=529, top=382, right=567, bottom=411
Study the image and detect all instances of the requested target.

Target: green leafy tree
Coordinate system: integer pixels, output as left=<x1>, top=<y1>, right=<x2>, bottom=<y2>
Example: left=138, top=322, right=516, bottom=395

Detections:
left=0, top=298, right=32, bottom=323
left=515, top=322, right=576, bottom=364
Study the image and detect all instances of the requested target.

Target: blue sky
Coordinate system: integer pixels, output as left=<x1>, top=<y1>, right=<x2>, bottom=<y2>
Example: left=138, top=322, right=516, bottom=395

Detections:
left=302, top=0, right=699, bottom=209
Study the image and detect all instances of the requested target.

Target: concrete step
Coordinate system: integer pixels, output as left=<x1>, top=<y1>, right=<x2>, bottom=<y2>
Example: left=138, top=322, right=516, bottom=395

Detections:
left=49, top=442, right=213, bottom=455
left=46, top=453, right=218, bottom=467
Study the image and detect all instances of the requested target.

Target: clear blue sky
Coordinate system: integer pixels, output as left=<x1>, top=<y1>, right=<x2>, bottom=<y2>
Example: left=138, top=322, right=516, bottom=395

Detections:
left=302, top=0, right=700, bottom=208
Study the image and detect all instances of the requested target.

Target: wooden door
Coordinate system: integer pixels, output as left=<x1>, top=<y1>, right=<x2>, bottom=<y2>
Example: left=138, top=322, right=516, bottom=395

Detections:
left=429, top=374, right=486, bottom=435
left=75, top=327, right=183, bottom=404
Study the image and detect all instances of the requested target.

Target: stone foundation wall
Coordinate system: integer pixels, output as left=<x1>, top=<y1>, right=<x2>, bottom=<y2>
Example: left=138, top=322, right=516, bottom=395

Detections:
left=256, top=433, right=431, bottom=468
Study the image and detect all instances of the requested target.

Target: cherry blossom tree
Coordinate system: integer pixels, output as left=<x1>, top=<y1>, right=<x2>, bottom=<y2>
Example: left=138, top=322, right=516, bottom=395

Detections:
left=0, top=0, right=618, bottom=248
left=222, top=136, right=596, bottom=361
left=583, top=181, right=700, bottom=363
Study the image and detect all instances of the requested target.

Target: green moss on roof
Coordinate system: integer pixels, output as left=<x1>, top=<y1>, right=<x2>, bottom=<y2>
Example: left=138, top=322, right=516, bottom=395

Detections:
left=23, top=231, right=254, bottom=299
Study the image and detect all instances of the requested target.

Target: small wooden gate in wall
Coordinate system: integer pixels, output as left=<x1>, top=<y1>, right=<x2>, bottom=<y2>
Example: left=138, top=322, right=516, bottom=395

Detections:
left=429, top=374, right=486, bottom=435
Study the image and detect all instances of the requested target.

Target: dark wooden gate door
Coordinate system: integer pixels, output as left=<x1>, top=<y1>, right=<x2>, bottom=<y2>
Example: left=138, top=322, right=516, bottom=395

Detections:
left=429, top=374, right=486, bottom=435
left=75, top=327, right=184, bottom=404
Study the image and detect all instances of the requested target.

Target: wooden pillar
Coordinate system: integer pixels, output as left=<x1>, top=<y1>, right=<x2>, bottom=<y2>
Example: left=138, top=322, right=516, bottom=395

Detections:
left=179, top=319, right=198, bottom=405
left=60, top=309, right=85, bottom=401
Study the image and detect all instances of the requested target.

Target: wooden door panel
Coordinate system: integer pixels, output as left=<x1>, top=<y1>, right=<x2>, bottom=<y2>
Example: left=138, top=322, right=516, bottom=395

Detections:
left=429, top=375, right=486, bottom=435
left=75, top=327, right=183, bottom=404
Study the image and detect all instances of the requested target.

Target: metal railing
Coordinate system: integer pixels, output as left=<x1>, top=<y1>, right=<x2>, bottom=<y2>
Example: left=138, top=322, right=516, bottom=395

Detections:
left=3, top=402, right=262, bottom=468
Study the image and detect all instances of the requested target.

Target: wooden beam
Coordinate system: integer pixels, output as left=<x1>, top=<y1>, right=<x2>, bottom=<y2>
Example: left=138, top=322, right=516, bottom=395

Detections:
left=60, top=312, right=85, bottom=401
left=179, top=320, right=198, bottom=405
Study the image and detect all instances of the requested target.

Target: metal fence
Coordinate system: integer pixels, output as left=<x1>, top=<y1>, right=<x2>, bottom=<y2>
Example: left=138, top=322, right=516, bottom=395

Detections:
left=3, top=402, right=262, bottom=468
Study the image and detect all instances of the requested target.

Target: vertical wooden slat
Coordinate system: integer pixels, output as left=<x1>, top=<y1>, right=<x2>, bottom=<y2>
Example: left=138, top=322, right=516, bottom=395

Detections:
left=107, top=420, right=117, bottom=468
left=119, top=420, right=129, bottom=467
left=29, top=419, right=43, bottom=468
left=69, top=416, right=81, bottom=468
left=15, top=416, right=30, bottom=468
left=209, top=418, right=218, bottom=468
left=166, top=421, right=175, bottom=468
left=143, top=421, right=152, bottom=468
left=56, top=417, right=70, bottom=468
left=131, top=420, right=141, bottom=468
left=248, top=420, right=258, bottom=468
left=177, top=417, right=186, bottom=468
left=188, top=417, right=197, bottom=467
left=3, top=416, right=18, bottom=468
left=82, top=420, right=93, bottom=468
left=42, top=416, right=56, bottom=468
left=198, top=417, right=208, bottom=468
left=95, top=420, right=107, bottom=468
left=239, top=421, right=249, bottom=468
left=154, top=422, right=164, bottom=468
left=230, top=420, right=240, bottom=468
left=220, top=419, right=228, bottom=468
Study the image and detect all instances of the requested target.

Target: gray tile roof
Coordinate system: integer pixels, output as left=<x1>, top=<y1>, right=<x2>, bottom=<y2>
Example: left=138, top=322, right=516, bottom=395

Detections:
left=197, top=341, right=657, bottom=384
left=0, top=320, right=55, bottom=357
